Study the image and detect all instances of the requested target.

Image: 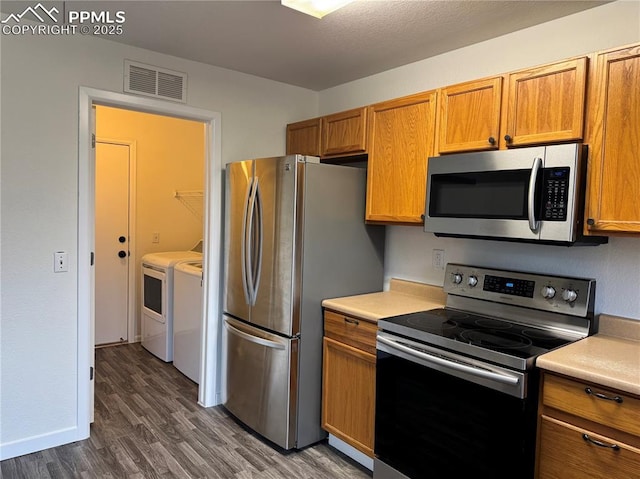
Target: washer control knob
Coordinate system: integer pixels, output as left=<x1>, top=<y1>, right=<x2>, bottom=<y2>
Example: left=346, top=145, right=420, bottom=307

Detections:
left=467, top=275, right=478, bottom=287
left=562, top=289, right=578, bottom=303
left=541, top=286, right=556, bottom=299
left=452, top=273, right=463, bottom=284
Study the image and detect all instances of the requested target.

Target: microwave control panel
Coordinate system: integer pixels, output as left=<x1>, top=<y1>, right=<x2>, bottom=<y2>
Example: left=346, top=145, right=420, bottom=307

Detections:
left=542, top=168, right=569, bottom=221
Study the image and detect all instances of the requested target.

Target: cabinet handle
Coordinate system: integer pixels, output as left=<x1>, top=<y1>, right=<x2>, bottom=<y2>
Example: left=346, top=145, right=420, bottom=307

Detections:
left=488, top=136, right=496, bottom=145
left=344, top=317, right=360, bottom=326
left=504, top=134, right=513, bottom=143
left=582, top=434, right=620, bottom=451
left=585, top=387, right=623, bottom=403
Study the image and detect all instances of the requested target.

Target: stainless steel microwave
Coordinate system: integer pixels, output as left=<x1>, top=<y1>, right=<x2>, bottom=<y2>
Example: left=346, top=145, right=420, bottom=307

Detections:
left=424, top=143, right=606, bottom=245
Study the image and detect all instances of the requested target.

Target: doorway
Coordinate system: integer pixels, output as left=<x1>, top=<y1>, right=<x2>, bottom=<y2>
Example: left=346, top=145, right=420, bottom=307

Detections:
left=78, top=87, right=223, bottom=440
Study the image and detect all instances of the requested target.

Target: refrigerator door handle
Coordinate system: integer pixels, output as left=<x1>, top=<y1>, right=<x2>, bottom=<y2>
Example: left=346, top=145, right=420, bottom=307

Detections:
left=241, top=177, right=253, bottom=305
left=251, top=179, right=263, bottom=306
left=225, top=320, right=286, bottom=350
left=246, top=177, right=258, bottom=305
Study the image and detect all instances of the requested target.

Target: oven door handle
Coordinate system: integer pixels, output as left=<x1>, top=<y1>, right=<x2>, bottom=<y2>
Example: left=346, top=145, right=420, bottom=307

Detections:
left=377, top=335, right=520, bottom=386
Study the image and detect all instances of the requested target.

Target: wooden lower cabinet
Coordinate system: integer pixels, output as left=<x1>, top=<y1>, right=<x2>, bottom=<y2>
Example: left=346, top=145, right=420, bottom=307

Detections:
left=322, top=311, right=376, bottom=458
left=536, top=372, right=640, bottom=478
left=537, top=416, right=640, bottom=479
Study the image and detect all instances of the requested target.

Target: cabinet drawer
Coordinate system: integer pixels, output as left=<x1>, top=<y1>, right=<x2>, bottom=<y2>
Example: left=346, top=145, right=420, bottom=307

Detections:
left=543, top=373, right=640, bottom=437
left=324, top=310, right=377, bottom=355
left=538, top=415, right=640, bottom=479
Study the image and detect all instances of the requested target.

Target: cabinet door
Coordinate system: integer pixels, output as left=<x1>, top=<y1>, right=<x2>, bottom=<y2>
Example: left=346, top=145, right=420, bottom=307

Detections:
left=321, top=107, right=367, bottom=157
left=585, top=44, right=640, bottom=234
left=504, top=57, right=587, bottom=147
left=366, top=91, right=437, bottom=224
left=286, top=117, right=321, bottom=156
left=437, top=77, right=502, bottom=153
left=322, top=337, right=376, bottom=457
left=537, top=416, right=640, bottom=479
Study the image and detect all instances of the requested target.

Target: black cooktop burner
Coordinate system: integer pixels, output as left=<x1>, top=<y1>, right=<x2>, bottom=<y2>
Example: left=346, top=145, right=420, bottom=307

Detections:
left=459, top=329, right=532, bottom=350
left=381, top=308, right=573, bottom=361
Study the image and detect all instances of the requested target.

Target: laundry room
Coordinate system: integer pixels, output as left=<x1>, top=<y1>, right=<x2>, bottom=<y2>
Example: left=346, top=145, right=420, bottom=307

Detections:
left=94, top=105, right=206, bottom=379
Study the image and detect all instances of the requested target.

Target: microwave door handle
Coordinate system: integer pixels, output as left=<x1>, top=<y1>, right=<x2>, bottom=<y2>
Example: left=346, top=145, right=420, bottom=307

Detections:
left=528, top=157, right=543, bottom=233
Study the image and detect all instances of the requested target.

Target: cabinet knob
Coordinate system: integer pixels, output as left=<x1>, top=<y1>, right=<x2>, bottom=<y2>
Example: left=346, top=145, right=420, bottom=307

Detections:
left=587, top=218, right=595, bottom=226
left=118, top=250, right=127, bottom=258
left=504, top=134, right=513, bottom=143
left=488, top=137, right=496, bottom=145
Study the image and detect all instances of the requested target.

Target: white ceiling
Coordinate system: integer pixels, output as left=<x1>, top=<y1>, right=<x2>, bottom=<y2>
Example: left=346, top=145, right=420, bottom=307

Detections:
left=4, top=1, right=611, bottom=90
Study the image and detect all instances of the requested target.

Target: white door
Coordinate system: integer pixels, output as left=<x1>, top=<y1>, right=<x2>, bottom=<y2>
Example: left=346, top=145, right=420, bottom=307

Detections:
left=95, top=141, right=130, bottom=345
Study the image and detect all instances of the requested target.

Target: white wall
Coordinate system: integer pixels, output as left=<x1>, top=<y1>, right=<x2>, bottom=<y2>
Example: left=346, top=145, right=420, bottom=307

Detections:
left=320, top=0, right=640, bottom=320
left=319, top=1, right=640, bottom=113
left=0, top=29, right=317, bottom=458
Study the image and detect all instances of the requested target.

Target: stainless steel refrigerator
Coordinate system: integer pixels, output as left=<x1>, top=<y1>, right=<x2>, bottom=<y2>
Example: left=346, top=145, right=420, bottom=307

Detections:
left=222, top=155, right=384, bottom=450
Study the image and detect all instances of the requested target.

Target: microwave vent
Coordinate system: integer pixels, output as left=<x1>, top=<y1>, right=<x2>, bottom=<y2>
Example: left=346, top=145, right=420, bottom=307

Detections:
left=124, top=60, right=187, bottom=103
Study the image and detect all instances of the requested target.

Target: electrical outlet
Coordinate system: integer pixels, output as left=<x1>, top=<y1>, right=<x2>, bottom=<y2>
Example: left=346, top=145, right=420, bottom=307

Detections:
left=54, top=251, right=68, bottom=272
left=432, top=249, right=445, bottom=270
left=152, top=232, right=160, bottom=243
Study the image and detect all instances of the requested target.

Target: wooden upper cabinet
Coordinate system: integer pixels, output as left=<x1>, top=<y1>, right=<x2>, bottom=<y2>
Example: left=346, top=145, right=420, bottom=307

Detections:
left=585, top=43, right=640, bottom=235
left=366, top=91, right=437, bottom=224
left=437, top=77, right=503, bottom=153
left=321, top=107, right=367, bottom=157
left=504, top=57, right=588, bottom=147
left=286, top=117, right=321, bottom=156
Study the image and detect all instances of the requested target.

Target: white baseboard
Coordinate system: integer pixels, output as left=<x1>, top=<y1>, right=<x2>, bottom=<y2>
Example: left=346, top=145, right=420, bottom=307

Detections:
left=0, top=426, right=85, bottom=461
left=328, top=434, right=374, bottom=471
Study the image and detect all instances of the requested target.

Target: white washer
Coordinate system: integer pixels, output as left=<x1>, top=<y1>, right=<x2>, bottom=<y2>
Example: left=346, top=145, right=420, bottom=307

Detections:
left=141, top=251, right=202, bottom=362
left=173, top=261, right=203, bottom=383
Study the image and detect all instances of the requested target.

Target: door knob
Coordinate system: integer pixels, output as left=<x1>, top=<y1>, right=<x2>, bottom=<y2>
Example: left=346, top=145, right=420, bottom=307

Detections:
left=118, top=236, right=126, bottom=243
left=118, top=250, right=127, bottom=258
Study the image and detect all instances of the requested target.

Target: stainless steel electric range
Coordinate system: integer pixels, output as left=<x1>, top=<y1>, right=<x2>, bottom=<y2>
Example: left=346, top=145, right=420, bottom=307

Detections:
left=374, top=263, right=597, bottom=479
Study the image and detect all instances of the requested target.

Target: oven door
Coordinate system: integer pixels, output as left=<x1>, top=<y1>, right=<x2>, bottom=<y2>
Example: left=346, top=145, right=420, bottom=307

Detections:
left=374, top=332, right=538, bottom=479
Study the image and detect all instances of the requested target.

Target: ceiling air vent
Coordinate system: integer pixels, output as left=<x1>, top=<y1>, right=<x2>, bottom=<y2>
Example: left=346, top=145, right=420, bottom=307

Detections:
left=124, top=60, right=187, bottom=103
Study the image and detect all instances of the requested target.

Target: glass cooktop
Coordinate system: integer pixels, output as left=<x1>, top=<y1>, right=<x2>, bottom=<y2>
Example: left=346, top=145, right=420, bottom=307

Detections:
left=379, top=308, right=575, bottom=367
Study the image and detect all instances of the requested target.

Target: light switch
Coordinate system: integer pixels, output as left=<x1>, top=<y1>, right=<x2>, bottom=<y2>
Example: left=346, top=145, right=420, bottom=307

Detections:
left=54, top=251, right=68, bottom=272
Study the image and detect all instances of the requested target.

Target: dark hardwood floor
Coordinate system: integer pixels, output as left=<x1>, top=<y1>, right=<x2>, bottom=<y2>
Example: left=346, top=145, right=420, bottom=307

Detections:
left=1, top=343, right=372, bottom=478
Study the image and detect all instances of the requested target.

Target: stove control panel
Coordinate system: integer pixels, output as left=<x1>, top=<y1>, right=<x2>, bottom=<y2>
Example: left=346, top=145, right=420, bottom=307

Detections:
left=444, top=263, right=595, bottom=317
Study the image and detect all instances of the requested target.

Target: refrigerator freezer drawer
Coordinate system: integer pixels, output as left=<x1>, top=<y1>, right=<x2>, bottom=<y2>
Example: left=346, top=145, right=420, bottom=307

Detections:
left=223, top=316, right=298, bottom=449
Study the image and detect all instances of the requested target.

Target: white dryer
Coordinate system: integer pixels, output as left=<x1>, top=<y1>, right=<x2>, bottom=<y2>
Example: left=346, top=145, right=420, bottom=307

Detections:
left=173, top=261, right=203, bottom=383
left=141, top=250, right=202, bottom=362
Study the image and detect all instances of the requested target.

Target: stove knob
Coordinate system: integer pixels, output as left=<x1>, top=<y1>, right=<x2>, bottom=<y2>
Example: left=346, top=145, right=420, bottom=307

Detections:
left=452, top=273, right=463, bottom=284
left=541, top=286, right=556, bottom=299
left=562, top=289, right=578, bottom=303
left=467, top=275, right=478, bottom=287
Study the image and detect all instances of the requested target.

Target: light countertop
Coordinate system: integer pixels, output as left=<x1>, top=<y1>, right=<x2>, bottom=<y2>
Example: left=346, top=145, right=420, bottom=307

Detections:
left=322, top=278, right=446, bottom=322
left=536, top=314, right=640, bottom=396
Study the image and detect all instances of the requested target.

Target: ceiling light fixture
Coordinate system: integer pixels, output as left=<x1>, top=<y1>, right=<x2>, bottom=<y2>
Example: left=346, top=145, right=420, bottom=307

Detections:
left=281, top=0, right=354, bottom=19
